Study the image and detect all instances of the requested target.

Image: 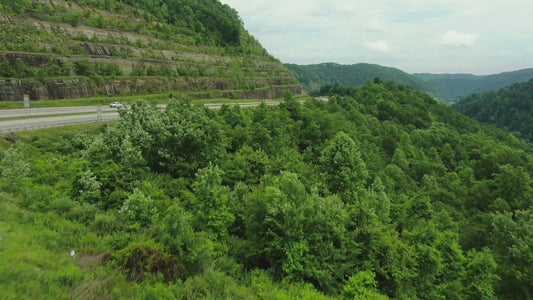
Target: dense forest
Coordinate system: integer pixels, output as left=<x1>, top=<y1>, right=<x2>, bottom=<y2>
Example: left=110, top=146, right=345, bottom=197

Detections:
left=285, top=63, right=438, bottom=98
left=454, top=79, right=533, bottom=141
left=414, top=69, right=533, bottom=102
left=2, top=81, right=533, bottom=298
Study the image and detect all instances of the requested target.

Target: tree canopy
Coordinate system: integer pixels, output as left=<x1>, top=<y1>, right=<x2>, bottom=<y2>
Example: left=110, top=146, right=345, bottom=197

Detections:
left=454, top=79, right=533, bottom=141
left=2, top=81, right=533, bottom=298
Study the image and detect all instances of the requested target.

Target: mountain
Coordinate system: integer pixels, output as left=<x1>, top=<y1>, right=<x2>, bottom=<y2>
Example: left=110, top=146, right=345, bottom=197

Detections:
left=0, top=0, right=300, bottom=101
left=285, top=62, right=439, bottom=98
left=454, top=78, right=533, bottom=141
left=414, top=69, right=533, bottom=102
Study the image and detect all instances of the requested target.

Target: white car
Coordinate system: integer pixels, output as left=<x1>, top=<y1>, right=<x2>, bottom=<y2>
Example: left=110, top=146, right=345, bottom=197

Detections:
left=109, top=102, right=123, bottom=108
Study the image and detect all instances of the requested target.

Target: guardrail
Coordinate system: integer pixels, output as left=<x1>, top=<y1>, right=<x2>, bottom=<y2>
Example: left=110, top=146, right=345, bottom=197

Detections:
left=0, top=116, right=120, bottom=135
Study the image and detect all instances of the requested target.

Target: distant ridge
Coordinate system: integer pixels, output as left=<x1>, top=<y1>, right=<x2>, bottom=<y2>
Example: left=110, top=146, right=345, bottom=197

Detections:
left=454, top=78, right=533, bottom=141
left=285, top=62, right=439, bottom=98
left=414, top=68, right=533, bottom=102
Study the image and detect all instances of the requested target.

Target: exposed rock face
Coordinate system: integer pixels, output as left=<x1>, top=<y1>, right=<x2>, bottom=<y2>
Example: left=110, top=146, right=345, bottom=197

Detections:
left=0, top=78, right=301, bottom=101
left=0, top=7, right=302, bottom=102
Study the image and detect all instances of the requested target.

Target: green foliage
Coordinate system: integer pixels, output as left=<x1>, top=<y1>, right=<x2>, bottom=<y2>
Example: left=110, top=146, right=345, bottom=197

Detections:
left=463, top=249, right=499, bottom=300
left=191, top=165, right=234, bottom=237
left=117, top=101, right=226, bottom=178
left=0, top=60, right=16, bottom=77
left=3, top=81, right=533, bottom=298
left=119, top=190, right=159, bottom=227
left=115, top=0, right=242, bottom=46
left=319, top=132, right=368, bottom=194
left=72, top=170, right=102, bottom=203
left=342, top=271, right=389, bottom=300
left=0, top=146, right=30, bottom=192
left=112, top=241, right=182, bottom=282
left=286, top=62, right=438, bottom=97
left=415, top=69, right=533, bottom=102
left=454, top=79, right=533, bottom=141
left=74, top=57, right=95, bottom=77
left=244, top=172, right=356, bottom=293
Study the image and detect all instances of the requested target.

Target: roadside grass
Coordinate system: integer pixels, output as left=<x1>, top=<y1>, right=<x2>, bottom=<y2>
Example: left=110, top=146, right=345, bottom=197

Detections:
left=6, top=123, right=108, bottom=145
left=0, top=196, right=86, bottom=299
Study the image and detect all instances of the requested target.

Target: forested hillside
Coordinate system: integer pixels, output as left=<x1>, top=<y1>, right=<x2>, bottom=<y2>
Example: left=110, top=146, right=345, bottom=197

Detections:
left=414, top=69, right=533, bottom=102
left=0, top=0, right=300, bottom=101
left=454, top=79, right=533, bottom=141
left=2, top=81, right=533, bottom=299
left=285, top=62, right=438, bottom=98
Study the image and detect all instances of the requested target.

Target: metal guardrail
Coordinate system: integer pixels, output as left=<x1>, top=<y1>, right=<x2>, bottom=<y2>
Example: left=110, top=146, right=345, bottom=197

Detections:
left=0, top=115, right=120, bottom=135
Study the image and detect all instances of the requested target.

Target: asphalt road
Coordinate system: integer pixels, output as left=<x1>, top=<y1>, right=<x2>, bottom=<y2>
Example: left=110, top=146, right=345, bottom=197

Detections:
left=0, top=112, right=120, bottom=134
left=0, top=101, right=280, bottom=134
left=0, top=106, right=121, bottom=119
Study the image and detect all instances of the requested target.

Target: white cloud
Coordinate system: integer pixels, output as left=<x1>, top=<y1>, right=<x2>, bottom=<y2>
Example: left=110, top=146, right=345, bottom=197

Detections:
left=221, top=0, right=533, bottom=74
left=365, top=40, right=392, bottom=52
left=437, top=30, right=479, bottom=48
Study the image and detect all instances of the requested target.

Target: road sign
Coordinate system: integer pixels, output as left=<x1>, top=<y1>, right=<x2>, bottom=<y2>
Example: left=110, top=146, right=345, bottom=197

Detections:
left=97, top=106, right=103, bottom=122
left=24, top=94, right=30, bottom=108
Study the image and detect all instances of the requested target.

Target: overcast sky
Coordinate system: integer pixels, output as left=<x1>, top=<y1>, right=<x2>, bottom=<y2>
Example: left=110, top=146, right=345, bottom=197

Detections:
left=220, top=0, right=533, bottom=75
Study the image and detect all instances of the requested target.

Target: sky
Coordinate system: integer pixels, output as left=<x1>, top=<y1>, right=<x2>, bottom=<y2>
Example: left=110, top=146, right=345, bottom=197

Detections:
left=220, top=0, right=533, bottom=75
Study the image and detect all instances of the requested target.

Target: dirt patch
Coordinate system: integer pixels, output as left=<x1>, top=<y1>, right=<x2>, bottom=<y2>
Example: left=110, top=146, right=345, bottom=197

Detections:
left=75, top=252, right=111, bottom=270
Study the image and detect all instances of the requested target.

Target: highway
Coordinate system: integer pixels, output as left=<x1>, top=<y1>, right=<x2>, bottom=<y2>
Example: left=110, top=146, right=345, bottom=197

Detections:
left=0, top=101, right=280, bottom=134
left=0, top=112, right=120, bottom=134
left=0, top=106, right=121, bottom=118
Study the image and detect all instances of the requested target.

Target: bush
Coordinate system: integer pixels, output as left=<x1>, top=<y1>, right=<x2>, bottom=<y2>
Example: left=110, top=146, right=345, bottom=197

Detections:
left=0, top=146, right=30, bottom=192
left=112, top=242, right=182, bottom=282
left=91, top=213, right=123, bottom=236
left=75, top=57, right=94, bottom=76
left=119, top=191, right=158, bottom=227
left=71, top=170, right=102, bottom=203
left=66, top=203, right=99, bottom=225
left=96, top=62, right=123, bottom=76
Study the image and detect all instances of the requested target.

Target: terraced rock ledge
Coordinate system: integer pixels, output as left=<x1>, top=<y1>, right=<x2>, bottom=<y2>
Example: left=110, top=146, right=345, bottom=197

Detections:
left=0, top=1, right=301, bottom=101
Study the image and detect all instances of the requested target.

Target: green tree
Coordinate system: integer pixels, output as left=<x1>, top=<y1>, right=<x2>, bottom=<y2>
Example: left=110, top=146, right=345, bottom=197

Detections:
left=342, top=271, right=389, bottom=300
left=244, top=172, right=356, bottom=293
left=464, top=249, right=499, bottom=300
left=319, top=132, right=368, bottom=194
left=191, top=164, right=234, bottom=238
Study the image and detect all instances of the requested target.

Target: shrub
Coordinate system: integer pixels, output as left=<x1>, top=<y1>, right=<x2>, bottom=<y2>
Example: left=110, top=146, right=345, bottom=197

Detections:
left=112, top=242, right=182, bottom=282
left=75, top=57, right=94, bottom=76
left=71, top=170, right=102, bottom=203
left=119, top=191, right=158, bottom=227
left=91, top=213, right=123, bottom=236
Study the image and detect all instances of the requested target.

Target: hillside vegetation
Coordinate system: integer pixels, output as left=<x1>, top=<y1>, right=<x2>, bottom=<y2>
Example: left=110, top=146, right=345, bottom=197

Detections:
left=2, top=82, right=533, bottom=298
left=285, top=62, right=439, bottom=98
left=454, top=79, right=533, bottom=141
left=0, top=0, right=300, bottom=101
left=414, top=69, right=533, bottom=102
